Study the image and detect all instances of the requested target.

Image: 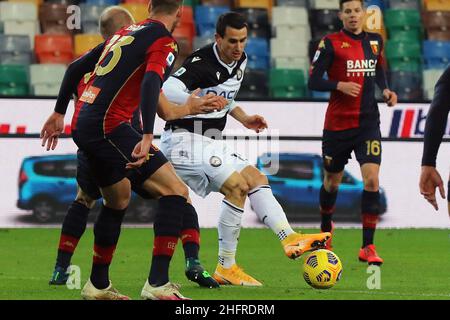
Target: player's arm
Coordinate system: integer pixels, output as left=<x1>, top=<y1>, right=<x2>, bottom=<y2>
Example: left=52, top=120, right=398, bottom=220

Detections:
left=308, top=38, right=338, bottom=92
left=54, top=42, right=105, bottom=115
left=308, top=38, right=361, bottom=97
left=157, top=91, right=226, bottom=121
left=41, top=42, right=106, bottom=150
left=230, top=104, right=268, bottom=133
left=127, top=38, right=178, bottom=169
left=375, top=36, right=397, bottom=107
left=419, top=67, right=450, bottom=210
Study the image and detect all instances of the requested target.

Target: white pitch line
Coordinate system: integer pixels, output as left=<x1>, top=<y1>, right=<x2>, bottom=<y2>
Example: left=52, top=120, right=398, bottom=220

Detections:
left=325, top=289, right=450, bottom=298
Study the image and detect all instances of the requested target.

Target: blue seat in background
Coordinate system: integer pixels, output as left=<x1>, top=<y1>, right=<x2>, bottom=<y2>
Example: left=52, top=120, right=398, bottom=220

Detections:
left=80, top=4, right=108, bottom=34
left=388, top=71, right=423, bottom=100
left=245, top=37, right=269, bottom=70
left=195, top=6, right=229, bottom=36
left=85, top=0, right=120, bottom=6
left=0, top=35, right=32, bottom=65
left=423, top=40, right=450, bottom=69
left=365, top=0, right=385, bottom=11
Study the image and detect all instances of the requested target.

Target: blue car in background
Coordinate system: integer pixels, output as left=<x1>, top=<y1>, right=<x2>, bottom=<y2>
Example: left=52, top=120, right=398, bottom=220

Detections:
left=256, top=153, right=387, bottom=221
left=17, top=154, right=157, bottom=223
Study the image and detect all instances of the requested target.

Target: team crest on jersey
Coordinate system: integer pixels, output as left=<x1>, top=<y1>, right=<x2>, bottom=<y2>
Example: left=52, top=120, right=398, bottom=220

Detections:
left=341, top=42, right=351, bottom=49
left=165, top=42, right=178, bottom=53
left=210, top=156, right=222, bottom=167
left=370, top=40, right=379, bottom=55
left=216, top=71, right=221, bottom=80
left=236, top=68, right=243, bottom=80
left=192, top=56, right=201, bottom=63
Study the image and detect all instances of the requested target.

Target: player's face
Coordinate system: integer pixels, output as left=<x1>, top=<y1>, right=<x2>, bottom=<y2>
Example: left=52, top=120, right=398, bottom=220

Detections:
left=170, top=7, right=182, bottom=33
left=216, top=26, right=248, bottom=64
left=339, top=1, right=365, bottom=33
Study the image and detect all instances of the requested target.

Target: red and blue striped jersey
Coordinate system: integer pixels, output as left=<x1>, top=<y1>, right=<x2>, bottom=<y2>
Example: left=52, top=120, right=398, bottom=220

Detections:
left=309, top=29, right=388, bottom=131
left=75, top=19, right=178, bottom=135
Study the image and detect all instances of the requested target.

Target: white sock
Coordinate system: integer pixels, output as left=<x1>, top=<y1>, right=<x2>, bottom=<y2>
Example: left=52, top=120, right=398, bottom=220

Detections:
left=218, top=199, right=243, bottom=268
left=248, top=185, right=295, bottom=241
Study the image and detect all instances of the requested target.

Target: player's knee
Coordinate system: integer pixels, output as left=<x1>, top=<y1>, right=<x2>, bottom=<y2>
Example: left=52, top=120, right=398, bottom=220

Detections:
left=249, top=171, right=269, bottom=189
left=323, top=179, right=340, bottom=193
left=363, top=176, right=379, bottom=191
left=75, top=191, right=96, bottom=209
left=103, top=192, right=131, bottom=210
left=233, top=180, right=249, bottom=199
left=164, top=181, right=189, bottom=199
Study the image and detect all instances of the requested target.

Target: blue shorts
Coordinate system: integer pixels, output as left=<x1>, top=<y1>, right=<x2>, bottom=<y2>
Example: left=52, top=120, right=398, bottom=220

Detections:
left=322, top=126, right=382, bottom=173
left=73, top=124, right=168, bottom=190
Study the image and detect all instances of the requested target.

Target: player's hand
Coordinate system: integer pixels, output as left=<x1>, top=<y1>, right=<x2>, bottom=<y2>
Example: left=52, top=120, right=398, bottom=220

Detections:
left=383, top=89, right=397, bottom=107
left=243, top=115, right=268, bottom=133
left=40, top=112, right=64, bottom=151
left=187, top=89, right=227, bottom=115
left=337, top=81, right=361, bottom=97
left=419, top=166, right=446, bottom=211
left=126, top=133, right=153, bottom=169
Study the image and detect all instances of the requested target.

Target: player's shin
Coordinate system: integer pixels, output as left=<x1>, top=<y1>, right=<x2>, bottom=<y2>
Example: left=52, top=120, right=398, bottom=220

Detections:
left=361, top=190, right=380, bottom=247
left=218, top=200, right=243, bottom=268
left=320, top=185, right=338, bottom=232
left=90, top=205, right=126, bottom=289
left=50, top=201, right=90, bottom=284
left=180, top=203, right=200, bottom=264
left=148, top=195, right=185, bottom=287
left=248, top=185, right=294, bottom=240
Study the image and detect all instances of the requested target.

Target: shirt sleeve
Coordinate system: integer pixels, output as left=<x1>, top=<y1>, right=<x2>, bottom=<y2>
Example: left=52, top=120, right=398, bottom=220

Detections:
left=375, top=36, right=388, bottom=92
left=308, top=37, right=338, bottom=92
left=162, top=76, right=191, bottom=105
left=144, top=36, right=178, bottom=81
left=140, top=36, right=178, bottom=134
left=54, top=42, right=105, bottom=115
left=170, top=55, right=204, bottom=91
left=421, top=67, right=450, bottom=166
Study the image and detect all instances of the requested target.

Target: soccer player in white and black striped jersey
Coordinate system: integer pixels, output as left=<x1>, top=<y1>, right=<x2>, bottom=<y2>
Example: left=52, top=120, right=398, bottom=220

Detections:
left=161, top=12, right=330, bottom=286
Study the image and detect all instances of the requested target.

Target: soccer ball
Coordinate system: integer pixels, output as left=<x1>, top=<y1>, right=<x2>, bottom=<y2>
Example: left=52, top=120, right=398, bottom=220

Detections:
left=303, top=249, right=343, bottom=289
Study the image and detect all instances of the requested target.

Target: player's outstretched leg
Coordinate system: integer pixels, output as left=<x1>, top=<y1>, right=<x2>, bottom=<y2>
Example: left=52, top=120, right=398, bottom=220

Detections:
left=181, top=202, right=219, bottom=288
left=50, top=188, right=96, bottom=285
left=243, top=166, right=330, bottom=259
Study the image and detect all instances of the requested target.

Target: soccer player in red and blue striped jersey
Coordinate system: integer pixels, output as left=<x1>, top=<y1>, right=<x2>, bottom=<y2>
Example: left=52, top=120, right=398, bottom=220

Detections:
left=308, top=0, right=398, bottom=265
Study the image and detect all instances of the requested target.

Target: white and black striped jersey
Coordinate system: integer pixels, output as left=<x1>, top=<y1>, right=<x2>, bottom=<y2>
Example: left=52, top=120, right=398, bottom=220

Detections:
left=162, top=42, right=247, bottom=134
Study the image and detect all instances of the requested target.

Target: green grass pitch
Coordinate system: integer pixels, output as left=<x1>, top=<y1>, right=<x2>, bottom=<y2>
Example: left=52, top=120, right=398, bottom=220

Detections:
left=0, top=228, right=449, bottom=300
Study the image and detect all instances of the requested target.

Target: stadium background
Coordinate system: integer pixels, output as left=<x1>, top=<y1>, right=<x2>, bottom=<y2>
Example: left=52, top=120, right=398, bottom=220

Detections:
left=0, top=0, right=449, bottom=101
left=0, top=0, right=449, bottom=302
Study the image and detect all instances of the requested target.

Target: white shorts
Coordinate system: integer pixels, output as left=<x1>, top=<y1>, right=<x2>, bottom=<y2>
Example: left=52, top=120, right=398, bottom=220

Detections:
left=160, top=130, right=250, bottom=198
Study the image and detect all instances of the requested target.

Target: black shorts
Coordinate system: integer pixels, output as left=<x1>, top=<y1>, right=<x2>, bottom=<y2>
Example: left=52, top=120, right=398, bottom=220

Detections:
left=322, top=126, right=382, bottom=173
left=76, top=149, right=153, bottom=200
left=73, top=123, right=168, bottom=189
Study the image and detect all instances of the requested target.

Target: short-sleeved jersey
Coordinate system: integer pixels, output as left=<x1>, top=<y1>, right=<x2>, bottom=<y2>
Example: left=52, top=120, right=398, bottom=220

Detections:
left=75, top=19, right=178, bottom=136
left=310, top=30, right=387, bottom=131
left=163, top=43, right=247, bottom=133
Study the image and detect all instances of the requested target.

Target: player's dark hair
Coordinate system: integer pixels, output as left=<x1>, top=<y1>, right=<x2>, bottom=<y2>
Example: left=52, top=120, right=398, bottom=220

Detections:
left=339, top=0, right=364, bottom=10
left=151, top=0, right=183, bottom=14
left=216, top=12, right=248, bottom=38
